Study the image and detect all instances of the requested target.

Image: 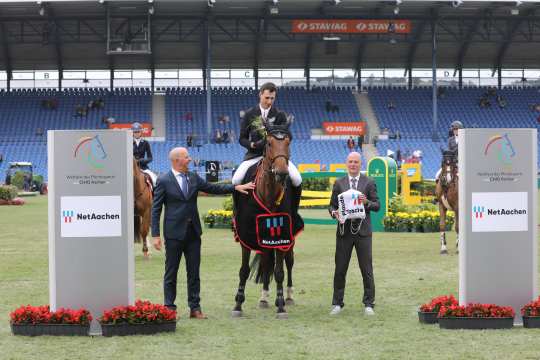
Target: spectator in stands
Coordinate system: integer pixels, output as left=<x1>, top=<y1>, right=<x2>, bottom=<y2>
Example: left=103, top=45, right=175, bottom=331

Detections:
left=487, top=87, right=497, bottom=97
left=95, top=98, right=104, bottom=109
left=186, top=134, right=193, bottom=148
left=437, top=87, right=446, bottom=99
left=185, top=112, right=193, bottom=121
left=347, top=136, right=355, bottom=152
left=74, top=104, right=86, bottom=118
left=479, top=96, right=491, bottom=108
left=357, top=134, right=364, bottom=152
left=531, top=104, right=540, bottom=112
left=232, top=82, right=302, bottom=187
left=0, top=152, right=3, bottom=164
left=372, top=136, right=378, bottom=147
left=496, top=95, right=507, bottom=109
left=396, top=149, right=402, bottom=166
left=387, top=100, right=396, bottom=110
left=36, top=127, right=44, bottom=136
left=214, top=129, right=222, bottom=144
left=395, top=130, right=401, bottom=140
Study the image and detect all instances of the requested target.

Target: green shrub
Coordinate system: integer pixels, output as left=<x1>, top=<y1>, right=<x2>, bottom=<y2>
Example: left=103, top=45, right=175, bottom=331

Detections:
left=0, top=185, right=18, bottom=201
left=11, top=172, right=26, bottom=190
left=303, top=177, right=330, bottom=191
left=222, top=196, right=233, bottom=211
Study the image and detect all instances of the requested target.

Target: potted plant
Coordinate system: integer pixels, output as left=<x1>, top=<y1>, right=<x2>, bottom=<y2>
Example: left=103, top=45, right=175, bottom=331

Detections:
left=438, top=303, right=514, bottom=329
left=99, top=300, right=177, bottom=337
left=521, top=296, right=540, bottom=328
left=10, top=305, right=92, bottom=336
left=418, top=295, right=458, bottom=324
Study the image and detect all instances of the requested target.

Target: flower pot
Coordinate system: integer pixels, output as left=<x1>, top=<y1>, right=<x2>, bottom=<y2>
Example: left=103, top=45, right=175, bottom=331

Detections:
left=418, top=311, right=438, bottom=324
left=523, top=316, right=540, bottom=328
left=439, top=317, right=513, bottom=330
left=11, top=323, right=90, bottom=336
left=100, top=321, right=177, bottom=337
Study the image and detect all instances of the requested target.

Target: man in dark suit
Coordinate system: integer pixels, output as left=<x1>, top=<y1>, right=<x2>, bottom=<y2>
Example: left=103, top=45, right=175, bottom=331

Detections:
left=328, top=152, right=380, bottom=316
left=231, top=82, right=302, bottom=187
left=152, top=147, right=254, bottom=319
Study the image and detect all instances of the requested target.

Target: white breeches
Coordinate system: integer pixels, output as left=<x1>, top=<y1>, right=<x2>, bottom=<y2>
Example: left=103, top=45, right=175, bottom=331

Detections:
left=142, top=169, right=157, bottom=187
left=232, top=156, right=302, bottom=187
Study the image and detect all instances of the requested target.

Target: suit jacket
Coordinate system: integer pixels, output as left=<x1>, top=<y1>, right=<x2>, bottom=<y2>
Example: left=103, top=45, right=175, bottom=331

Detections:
left=133, top=139, right=153, bottom=170
left=151, top=170, right=234, bottom=240
left=448, top=136, right=458, bottom=153
left=239, top=106, right=281, bottom=160
left=328, top=175, right=380, bottom=237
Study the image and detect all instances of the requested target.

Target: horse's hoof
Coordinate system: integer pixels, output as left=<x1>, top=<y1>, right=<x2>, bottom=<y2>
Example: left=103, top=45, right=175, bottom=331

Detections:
left=259, top=300, right=269, bottom=309
left=276, top=312, right=288, bottom=320
left=231, top=310, right=243, bottom=318
left=440, top=250, right=448, bottom=255
left=285, top=298, right=295, bottom=306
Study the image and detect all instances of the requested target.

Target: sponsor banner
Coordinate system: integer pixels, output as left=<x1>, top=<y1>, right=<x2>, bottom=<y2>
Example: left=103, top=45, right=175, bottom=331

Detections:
left=110, top=123, right=152, bottom=137
left=471, top=192, right=528, bottom=232
left=291, top=19, right=411, bottom=34
left=322, top=121, right=366, bottom=135
left=61, top=195, right=122, bottom=237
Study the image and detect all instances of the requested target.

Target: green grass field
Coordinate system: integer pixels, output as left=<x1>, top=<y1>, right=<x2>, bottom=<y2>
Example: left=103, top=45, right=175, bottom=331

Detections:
left=1, top=196, right=539, bottom=360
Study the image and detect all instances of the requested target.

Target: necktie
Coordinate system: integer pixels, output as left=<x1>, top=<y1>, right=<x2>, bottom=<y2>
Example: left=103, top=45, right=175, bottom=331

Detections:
left=179, top=173, right=188, bottom=197
left=351, top=178, right=357, bottom=190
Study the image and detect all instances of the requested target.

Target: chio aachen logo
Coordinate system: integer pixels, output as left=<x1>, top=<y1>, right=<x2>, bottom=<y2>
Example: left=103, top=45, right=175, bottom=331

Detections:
left=73, top=135, right=108, bottom=170
left=62, top=210, right=120, bottom=223
left=484, top=133, right=516, bottom=165
left=472, top=204, right=526, bottom=219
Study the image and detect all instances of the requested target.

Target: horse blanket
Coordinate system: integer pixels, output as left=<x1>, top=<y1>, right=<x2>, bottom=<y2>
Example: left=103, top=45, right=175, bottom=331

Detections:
left=233, top=163, right=304, bottom=253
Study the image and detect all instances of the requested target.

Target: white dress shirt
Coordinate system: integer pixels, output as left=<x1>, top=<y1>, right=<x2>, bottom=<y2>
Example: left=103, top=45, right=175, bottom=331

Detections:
left=349, top=176, right=359, bottom=190
left=259, top=105, right=270, bottom=121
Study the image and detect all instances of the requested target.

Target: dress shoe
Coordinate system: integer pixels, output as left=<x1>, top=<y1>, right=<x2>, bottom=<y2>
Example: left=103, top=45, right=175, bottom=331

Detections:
left=189, top=310, right=208, bottom=319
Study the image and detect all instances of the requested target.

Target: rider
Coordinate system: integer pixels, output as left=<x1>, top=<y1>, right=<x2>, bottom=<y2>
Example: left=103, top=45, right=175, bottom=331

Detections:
left=232, top=82, right=302, bottom=187
left=132, top=122, right=157, bottom=186
left=436, top=120, right=463, bottom=181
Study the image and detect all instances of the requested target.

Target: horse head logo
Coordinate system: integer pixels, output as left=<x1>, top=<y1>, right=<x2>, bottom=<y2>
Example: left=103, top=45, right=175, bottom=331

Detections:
left=74, top=135, right=107, bottom=170
left=484, top=133, right=516, bottom=165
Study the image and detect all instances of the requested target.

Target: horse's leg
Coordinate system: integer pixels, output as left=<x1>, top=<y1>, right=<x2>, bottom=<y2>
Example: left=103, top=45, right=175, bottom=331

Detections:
left=285, top=250, right=294, bottom=306
left=232, top=247, right=251, bottom=317
left=141, top=208, right=150, bottom=259
left=259, top=252, right=271, bottom=309
left=274, top=250, right=287, bottom=319
left=439, top=202, right=448, bottom=255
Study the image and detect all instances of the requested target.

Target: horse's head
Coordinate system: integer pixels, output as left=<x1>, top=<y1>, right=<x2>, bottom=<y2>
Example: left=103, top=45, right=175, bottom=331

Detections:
left=440, top=151, right=458, bottom=185
left=265, top=126, right=291, bottom=185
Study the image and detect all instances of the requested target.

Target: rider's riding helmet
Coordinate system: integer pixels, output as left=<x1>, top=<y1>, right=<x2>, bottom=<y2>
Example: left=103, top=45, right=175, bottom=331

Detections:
left=131, top=122, right=143, bottom=132
left=450, top=120, right=464, bottom=130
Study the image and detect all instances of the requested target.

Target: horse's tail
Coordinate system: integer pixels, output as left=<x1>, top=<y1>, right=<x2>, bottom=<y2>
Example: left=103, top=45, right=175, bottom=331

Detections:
left=134, top=215, right=141, bottom=243
left=249, top=251, right=275, bottom=284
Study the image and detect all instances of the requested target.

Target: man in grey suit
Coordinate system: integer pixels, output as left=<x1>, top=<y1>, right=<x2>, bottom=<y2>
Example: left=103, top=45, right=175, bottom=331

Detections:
left=152, top=147, right=254, bottom=319
left=328, top=152, right=380, bottom=316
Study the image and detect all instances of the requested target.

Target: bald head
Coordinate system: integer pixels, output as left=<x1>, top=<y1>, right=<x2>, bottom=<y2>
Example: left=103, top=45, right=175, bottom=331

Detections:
left=169, top=147, right=190, bottom=172
left=346, top=152, right=361, bottom=177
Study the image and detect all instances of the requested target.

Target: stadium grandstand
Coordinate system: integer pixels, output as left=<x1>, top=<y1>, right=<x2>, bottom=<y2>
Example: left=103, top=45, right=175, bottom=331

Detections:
left=0, top=0, right=539, bottom=182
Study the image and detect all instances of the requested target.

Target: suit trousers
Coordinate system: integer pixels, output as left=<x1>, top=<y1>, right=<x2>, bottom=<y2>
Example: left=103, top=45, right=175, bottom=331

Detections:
left=332, top=230, right=375, bottom=308
left=163, top=224, right=202, bottom=311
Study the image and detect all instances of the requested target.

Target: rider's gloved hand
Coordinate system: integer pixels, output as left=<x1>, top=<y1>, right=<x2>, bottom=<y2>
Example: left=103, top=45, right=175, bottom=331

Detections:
left=254, top=139, right=266, bottom=150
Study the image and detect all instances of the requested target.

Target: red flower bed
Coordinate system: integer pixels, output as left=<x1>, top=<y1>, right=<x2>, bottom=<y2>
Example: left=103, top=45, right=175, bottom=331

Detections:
left=419, top=295, right=458, bottom=313
left=521, top=296, right=540, bottom=317
left=438, top=303, right=515, bottom=318
left=99, top=300, right=176, bottom=325
left=10, top=305, right=92, bottom=325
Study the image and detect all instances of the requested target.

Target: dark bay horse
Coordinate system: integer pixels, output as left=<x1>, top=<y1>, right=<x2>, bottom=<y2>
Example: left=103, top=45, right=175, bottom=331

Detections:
left=435, top=151, right=459, bottom=254
left=133, top=159, right=153, bottom=258
left=232, top=127, right=297, bottom=319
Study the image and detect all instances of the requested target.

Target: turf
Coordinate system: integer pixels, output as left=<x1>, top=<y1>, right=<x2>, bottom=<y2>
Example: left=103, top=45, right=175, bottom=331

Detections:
left=0, top=195, right=539, bottom=360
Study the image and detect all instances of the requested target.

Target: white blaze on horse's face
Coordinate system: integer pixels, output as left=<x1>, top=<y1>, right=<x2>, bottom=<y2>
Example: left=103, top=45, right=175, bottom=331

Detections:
left=267, top=135, right=290, bottom=183
left=446, top=165, right=452, bottom=184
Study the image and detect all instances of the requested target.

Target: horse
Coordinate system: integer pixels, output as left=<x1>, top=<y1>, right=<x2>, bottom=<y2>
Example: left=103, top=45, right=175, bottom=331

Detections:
left=133, top=159, right=153, bottom=258
left=435, top=150, right=459, bottom=255
left=232, top=126, right=301, bottom=319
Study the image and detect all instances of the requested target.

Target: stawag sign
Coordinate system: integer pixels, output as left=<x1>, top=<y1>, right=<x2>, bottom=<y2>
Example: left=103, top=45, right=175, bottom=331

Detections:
left=291, top=19, right=411, bottom=34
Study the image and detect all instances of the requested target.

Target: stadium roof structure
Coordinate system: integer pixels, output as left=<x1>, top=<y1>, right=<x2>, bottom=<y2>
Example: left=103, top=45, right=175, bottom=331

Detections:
left=0, top=0, right=540, bottom=72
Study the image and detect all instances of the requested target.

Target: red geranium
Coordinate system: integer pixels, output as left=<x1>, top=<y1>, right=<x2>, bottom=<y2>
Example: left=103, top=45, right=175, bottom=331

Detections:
left=99, top=300, right=176, bottom=325
left=521, top=296, right=540, bottom=317
left=419, top=295, right=458, bottom=313
left=10, top=305, right=92, bottom=325
left=438, top=303, right=515, bottom=318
